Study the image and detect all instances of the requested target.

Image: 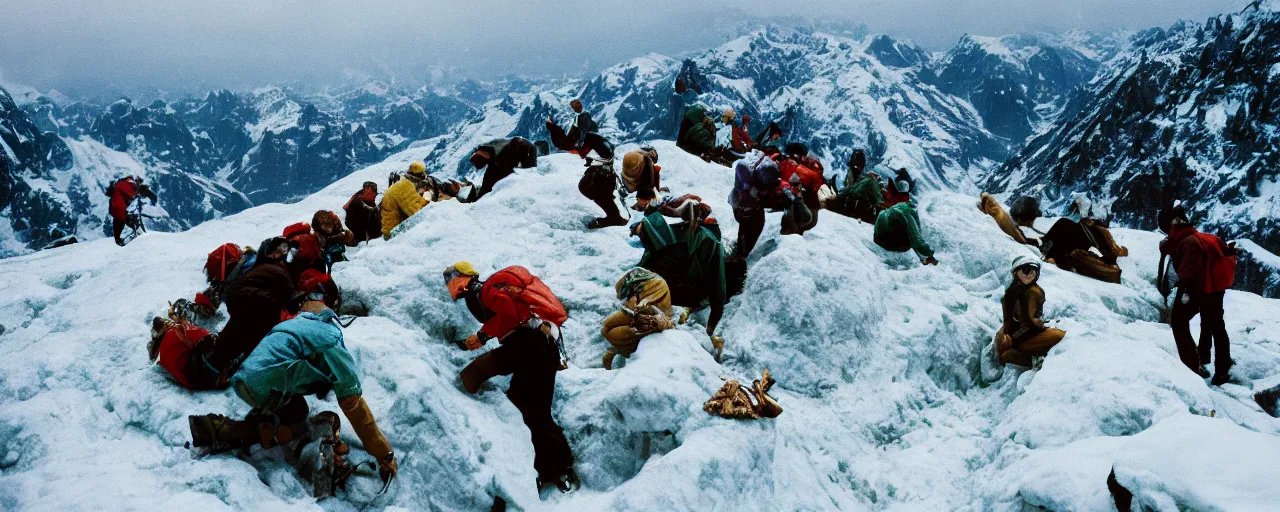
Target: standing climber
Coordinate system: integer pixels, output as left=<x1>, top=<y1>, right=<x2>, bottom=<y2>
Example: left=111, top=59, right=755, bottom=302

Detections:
left=620, top=146, right=663, bottom=211
left=459, top=137, right=539, bottom=203
left=729, top=150, right=786, bottom=259
left=670, top=77, right=700, bottom=138
left=106, top=175, right=157, bottom=246
left=381, top=162, right=430, bottom=239
left=188, top=274, right=397, bottom=486
left=828, top=150, right=883, bottom=223
left=993, top=256, right=1066, bottom=368
left=601, top=268, right=675, bottom=370
left=872, top=177, right=938, bottom=265
left=1158, top=204, right=1237, bottom=385
left=444, top=263, right=579, bottom=492
left=344, top=181, right=382, bottom=244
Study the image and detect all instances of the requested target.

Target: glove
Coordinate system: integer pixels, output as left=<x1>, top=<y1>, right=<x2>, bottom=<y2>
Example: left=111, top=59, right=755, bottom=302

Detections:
left=378, top=453, right=398, bottom=483
left=464, top=333, right=485, bottom=351
left=922, top=256, right=939, bottom=266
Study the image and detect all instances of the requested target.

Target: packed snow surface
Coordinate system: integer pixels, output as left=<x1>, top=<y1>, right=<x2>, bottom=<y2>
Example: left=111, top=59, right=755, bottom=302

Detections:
left=0, top=142, right=1277, bottom=510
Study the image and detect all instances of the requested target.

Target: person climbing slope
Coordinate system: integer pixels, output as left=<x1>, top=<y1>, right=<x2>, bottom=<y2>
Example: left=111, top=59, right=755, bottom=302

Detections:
left=620, top=146, right=663, bottom=211
left=1158, top=204, right=1237, bottom=385
left=381, top=162, right=431, bottom=239
left=344, top=181, right=382, bottom=244
left=993, top=255, right=1067, bottom=368
left=872, top=177, right=938, bottom=266
left=574, top=134, right=626, bottom=229
left=311, top=210, right=354, bottom=273
left=188, top=274, right=397, bottom=488
left=601, top=268, right=676, bottom=370
left=827, top=150, right=883, bottom=224
left=443, top=262, right=579, bottom=493
left=171, top=242, right=258, bottom=320
left=729, top=150, right=787, bottom=259
left=459, top=137, right=539, bottom=203
left=106, top=175, right=157, bottom=246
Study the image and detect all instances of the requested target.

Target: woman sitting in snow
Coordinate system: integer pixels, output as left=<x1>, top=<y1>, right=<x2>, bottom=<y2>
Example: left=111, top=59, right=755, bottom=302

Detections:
left=600, top=268, right=676, bottom=370
left=994, top=255, right=1066, bottom=368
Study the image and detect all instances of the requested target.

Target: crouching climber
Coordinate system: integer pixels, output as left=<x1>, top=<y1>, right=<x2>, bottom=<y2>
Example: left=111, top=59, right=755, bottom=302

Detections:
left=620, top=146, right=663, bottom=211
left=170, top=242, right=257, bottom=320
left=1158, top=204, right=1237, bottom=385
left=344, top=182, right=382, bottom=243
left=994, top=256, right=1066, bottom=368
left=573, top=134, right=628, bottom=229
left=381, top=162, right=430, bottom=239
left=826, top=150, right=883, bottom=224
left=460, top=137, right=539, bottom=203
left=443, top=262, right=579, bottom=492
left=311, top=210, right=354, bottom=272
left=601, top=268, right=675, bottom=370
left=188, top=275, right=396, bottom=489
left=1040, top=196, right=1127, bottom=283
left=872, top=178, right=938, bottom=266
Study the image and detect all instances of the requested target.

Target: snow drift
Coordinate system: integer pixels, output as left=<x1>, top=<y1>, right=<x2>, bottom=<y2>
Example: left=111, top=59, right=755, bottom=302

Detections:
left=0, top=141, right=1277, bottom=510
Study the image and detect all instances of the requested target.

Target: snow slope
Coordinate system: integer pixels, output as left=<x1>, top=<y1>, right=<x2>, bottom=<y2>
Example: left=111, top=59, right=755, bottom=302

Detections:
left=0, top=142, right=1277, bottom=510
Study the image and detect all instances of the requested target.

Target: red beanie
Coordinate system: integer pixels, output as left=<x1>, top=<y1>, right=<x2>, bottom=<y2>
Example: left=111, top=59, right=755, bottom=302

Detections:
left=283, top=222, right=311, bottom=239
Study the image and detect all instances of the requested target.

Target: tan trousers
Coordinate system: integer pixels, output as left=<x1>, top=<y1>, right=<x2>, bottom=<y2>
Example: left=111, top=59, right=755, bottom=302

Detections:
left=997, top=327, right=1066, bottom=367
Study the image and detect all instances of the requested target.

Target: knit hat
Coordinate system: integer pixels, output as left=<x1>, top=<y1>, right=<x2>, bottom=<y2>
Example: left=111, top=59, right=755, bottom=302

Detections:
left=282, top=222, right=311, bottom=239
left=407, top=162, right=427, bottom=177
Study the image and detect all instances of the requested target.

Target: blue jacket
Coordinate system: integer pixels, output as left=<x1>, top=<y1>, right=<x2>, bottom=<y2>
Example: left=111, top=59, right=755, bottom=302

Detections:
left=230, top=310, right=362, bottom=411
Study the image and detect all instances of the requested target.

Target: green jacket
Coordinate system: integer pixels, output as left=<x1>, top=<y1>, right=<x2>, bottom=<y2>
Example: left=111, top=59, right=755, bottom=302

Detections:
left=843, top=174, right=884, bottom=210
left=230, top=310, right=361, bottom=411
left=678, top=105, right=716, bottom=155
left=873, top=202, right=934, bottom=258
left=638, top=211, right=727, bottom=308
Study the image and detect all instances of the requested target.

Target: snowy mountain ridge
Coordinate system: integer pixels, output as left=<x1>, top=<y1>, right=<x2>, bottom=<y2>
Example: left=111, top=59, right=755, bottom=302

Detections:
left=0, top=141, right=1276, bottom=510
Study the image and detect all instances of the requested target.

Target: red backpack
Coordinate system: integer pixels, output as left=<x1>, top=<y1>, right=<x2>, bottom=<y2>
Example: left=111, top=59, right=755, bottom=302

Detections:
left=487, top=266, right=568, bottom=327
left=205, top=243, right=244, bottom=283
left=157, top=323, right=212, bottom=389
left=1193, top=232, right=1237, bottom=294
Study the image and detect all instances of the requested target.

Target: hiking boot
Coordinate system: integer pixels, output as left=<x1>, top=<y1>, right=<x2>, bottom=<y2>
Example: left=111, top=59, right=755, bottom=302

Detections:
left=538, top=468, right=580, bottom=493
left=587, top=216, right=628, bottom=229
left=602, top=348, right=618, bottom=370
left=149, top=316, right=178, bottom=361
left=1210, top=371, right=1231, bottom=387
left=1197, top=365, right=1211, bottom=379
left=189, top=414, right=253, bottom=453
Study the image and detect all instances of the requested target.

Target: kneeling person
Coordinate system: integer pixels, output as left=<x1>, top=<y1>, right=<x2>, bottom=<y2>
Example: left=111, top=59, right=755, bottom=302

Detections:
left=188, top=275, right=396, bottom=484
left=601, top=268, right=675, bottom=369
left=996, top=256, right=1066, bottom=367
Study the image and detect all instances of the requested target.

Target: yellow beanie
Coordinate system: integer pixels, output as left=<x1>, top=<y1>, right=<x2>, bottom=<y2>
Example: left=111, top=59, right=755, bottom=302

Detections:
left=721, top=109, right=736, bottom=124
left=408, top=162, right=427, bottom=176
left=444, top=261, right=479, bottom=278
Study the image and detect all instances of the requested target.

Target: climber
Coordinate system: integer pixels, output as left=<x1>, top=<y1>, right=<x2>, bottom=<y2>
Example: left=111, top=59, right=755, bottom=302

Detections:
left=546, top=98, right=600, bottom=153
left=881, top=168, right=914, bottom=208
left=827, top=150, right=883, bottom=224
left=1039, top=195, right=1127, bottom=283
left=631, top=203, right=746, bottom=348
left=381, top=162, right=437, bottom=239
left=670, top=76, right=700, bottom=138
left=281, top=221, right=327, bottom=278
left=1158, top=204, right=1237, bottom=385
left=311, top=210, right=354, bottom=273
left=730, top=113, right=753, bottom=153
left=873, top=178, right=939, bottom=265
left=978, top=193, right=1038, bottom=246
left=575, top=135, right=626, bottom=229
left=775, top=142, right=825, bottom=235
left=188, top=273, right=397, bottom=486
left=676, top=104, right=719, bottom=159
left=106, top=175, right=157, bottom=246
left=754, top=121, right=784, bottom=152
left=601, top=268, right=675, bottom=370
left=729, top=150, right=787, bottom=259
left=443, top=262, right=579, bottom=493
left=993, top=255, right=1066, bottom=368
left=459, top=137, right=539, bottom=203
left=620, top=146, right=663, bottom=211
left=344, top=182, right=382, bottom=244
left=150, top=237, right=299, bottom=390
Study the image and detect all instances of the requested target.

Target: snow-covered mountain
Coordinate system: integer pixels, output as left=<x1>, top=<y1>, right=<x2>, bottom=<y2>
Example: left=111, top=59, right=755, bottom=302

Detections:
left=992, top=2, right=1280, bottom=297
left=0, top=141, right=1276, bottom=510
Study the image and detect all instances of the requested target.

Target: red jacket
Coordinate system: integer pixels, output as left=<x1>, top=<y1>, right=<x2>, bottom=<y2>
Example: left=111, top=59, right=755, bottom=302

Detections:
left=109, top=178, right=139, bottom=220
left=731, top=123, right=753, bottom=153
left=478, top=266, right=568, bottom=339
left=776, top=156, right=824, bottom=193
left=1161, top=225, right=1236, bottom=294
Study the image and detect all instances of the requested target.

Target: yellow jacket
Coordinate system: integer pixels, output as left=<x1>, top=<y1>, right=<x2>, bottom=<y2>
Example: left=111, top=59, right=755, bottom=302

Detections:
left=381, top=178, right=428, bottom=238
left=615, top=275, right=673, bottom=317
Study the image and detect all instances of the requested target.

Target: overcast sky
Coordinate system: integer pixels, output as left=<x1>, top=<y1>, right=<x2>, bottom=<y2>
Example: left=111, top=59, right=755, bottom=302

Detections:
left=0, top=0, right=1248, bottom=95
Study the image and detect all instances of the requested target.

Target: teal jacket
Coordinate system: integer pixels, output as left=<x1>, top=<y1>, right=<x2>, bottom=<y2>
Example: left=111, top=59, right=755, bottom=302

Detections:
left=873, top=202, right=935, bottom=258
left=230, top=310, right=361, bottom=411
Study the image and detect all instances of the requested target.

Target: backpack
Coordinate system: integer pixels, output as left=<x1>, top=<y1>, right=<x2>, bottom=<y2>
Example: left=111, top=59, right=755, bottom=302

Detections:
left=1193, top=232, right=1237, bottom=294
left=490, top=266, right=569, bottom=327
left=156, top=323, right=212, bottom=389
left=205, top=243, right=244, bottom=283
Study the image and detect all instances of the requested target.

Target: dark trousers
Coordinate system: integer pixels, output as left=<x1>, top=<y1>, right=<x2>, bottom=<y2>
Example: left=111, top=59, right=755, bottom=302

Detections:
left=462, top=166, right=513, bottom=203
left=226, top=394, right=310, bottom=450
left=733, top=206, right=765, bottom=259
left=112, top=216, right=126, bottom=243
left=460, top=328, right=574, bottom=478
left=207, top=297, right=282, bottom=373
left=1171, top=289, right=1231, bottom=375
left=579, top=169, right=622, bottom=220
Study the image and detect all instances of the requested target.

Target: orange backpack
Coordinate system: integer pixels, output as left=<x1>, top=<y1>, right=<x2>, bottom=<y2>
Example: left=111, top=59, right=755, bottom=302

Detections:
left=489, top=266, right=568, bottom=327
